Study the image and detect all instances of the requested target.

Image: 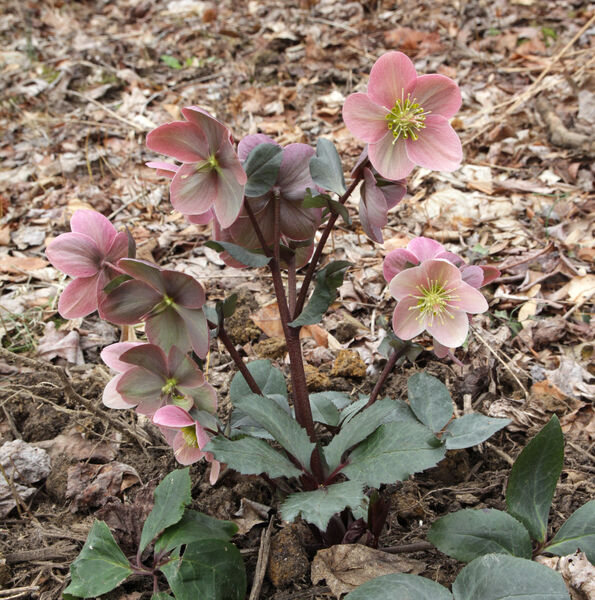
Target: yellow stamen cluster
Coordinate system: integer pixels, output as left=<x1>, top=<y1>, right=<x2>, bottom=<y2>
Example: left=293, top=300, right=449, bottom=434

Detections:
left=161, top=377, right=178, bottom=395
left=181, top=425, right=199, bottom=448
left=410, top=279, right=458, bottom=326
left=385, top=95, right=428, bottom=143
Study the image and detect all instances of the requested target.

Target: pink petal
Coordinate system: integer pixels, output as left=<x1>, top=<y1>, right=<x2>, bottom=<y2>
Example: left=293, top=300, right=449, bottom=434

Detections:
left=169, top=347, right=205, bottom=388
left=277, top=144, right=316, bottom=201
left=342, top=93, right=389, bottom=143
left=153, top=405, right=194, bottom=428
left=187, top=209, right=215, bottom=225
left=146, top=161, right=179, bottom=179
left=408, top=74, right=462, bottom=119
left=58, top=275, right=100, bottom=318
left=194, top=421, right=210, bottom=449
left=181, top=107, right=229, bottom=152
left=238, top=134, right=277, bottom=161
left=408, top=237, right=444, bottom=262
left=359, top=204, right=383, bottom=243
left=279, top=199, right=320, bottom=242
left=368, top=133, right=415, bottom=181
left=70, top=210, right=117, bottom=255
left=389, top=262, right=425, bottom=301
left=208, top=459, right=221, bottom=485
left=118, top=259, right=166, bottom=293
left=392, top=296, right=426, bottom=340
left=146, top=307, right=190, bottom=353
left=449, top=281, right=489, bottom=314
left=367, top=51, right=417, bottom=110
left=383, top=248, right=419, bottom=282
left=101, top=342, right=143, bottom=372
left=213, top=169, right=245, bottom=228
left=426, top=308, right=469, bottom=348
left=120, top=343, right=168, bottom=375
left=173, top=435, right=204, bottom=465
left=175, top=305, right=210, bottom=359
left=99, top=279, right=163, bottom=324
left=460, top=265, right=484, bottom=288
left=106, top=232, right=129, bottom=263
left=432, top=340, right=451, bottom=358
left=146, top=121, right=208, bottom=163
left=480, top=265, right=500, bottom=286
left=379, top=179, right=407, bottom=209
left=217, top=139, right=247, bottom=185
left=46, top=232, right=101, bottom=277
left=170, top=163, right=218, bottom=216
left=362, top=168, right=388, bottom=228
left=102, top=374, right=137, bottom=409
left=162, top=270, right=205, bottom=309
left=435, top=250, right=464, bottom=266
left=189, top=382, right=218, bottom=413
left=405, top=115, right=462, bottom=172
left=421, top=258, right=463, bottom=288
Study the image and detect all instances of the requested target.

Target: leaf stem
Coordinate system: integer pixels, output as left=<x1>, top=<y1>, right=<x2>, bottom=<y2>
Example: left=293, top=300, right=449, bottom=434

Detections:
left=365, top=342, right=411, bottom=408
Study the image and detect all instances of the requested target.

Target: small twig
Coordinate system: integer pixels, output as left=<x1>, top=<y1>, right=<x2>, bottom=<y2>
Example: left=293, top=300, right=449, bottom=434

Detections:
left=486, top=441, right=515, bottom=466
left=5, top=545, right=77, bottom=565
left=381, top=541, right=434, bottom=554
left=0, top=587, right=40, bottom=599
left=249, top=518, right=274, bottom=600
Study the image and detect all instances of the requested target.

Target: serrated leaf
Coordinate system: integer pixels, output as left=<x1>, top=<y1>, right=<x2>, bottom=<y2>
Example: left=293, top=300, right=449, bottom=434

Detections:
left=243, top=143, right=283, bottom=197
left=233, top=394, right=315, bottom=469
left=444, top=414, right=510, bottom=450
left=204, top=241, right=271, bottom=267
left=427, top=509, right=532, bottom=562
left=309, top=391, right=351, bottom=426
left=155, top=510, right=238, bottom=555
left=544, top=500, right=595, bottom=563
left=341, top=421, right=445, bottom=487
left=230, top=359, right=287, bottom=401
left=281, top=481, right=365, bottom=530
left=63, top=521, right=132, bottom=598
left=452, top=554, right=570, bottom=600
left=205, top=436, right=302, bottom=478
left=230, top=394, right=291, bottom=440
left=160, top=539, right=246, bottom=600
left=139, top=468, right=191, bottom=554
left=407, top=372, right=453, bottom=433
left=506, top=415, right=564, bottom=542
left=309, top=138, right=346, bottom=196
left=324, top=398, right=417, bottom=472
left=289, top=260, right=351, bottom=327
left=344, top=573, right=452, bottom=600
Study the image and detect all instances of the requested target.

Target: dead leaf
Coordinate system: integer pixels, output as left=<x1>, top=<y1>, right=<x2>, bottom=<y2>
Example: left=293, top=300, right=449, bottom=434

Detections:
left=537, top=553, right=595, bottom=600
left=0, top=255, right=48, bottom=274
left=311, top=544, right=426, bottom=598
left=546, top=357, right=595, bottom=400
left=383, top=27, right=444, bottom=58
left=560, top=405, right=595, bottom=442
left=234, top=498, right=271, bottom=535
left=36, top=321, right=84, bottom=365
left=35, top=431, right=118, bottom=463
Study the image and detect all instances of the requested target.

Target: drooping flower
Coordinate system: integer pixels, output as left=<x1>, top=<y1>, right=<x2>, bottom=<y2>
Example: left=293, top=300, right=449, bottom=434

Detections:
left=146, top=107, right=247, bottom=228
left=101, top=342, right=214, bottom=417
left=389, top=259, right=488, bottom=349
left=99, top=259, right=209, bottom=358
left=342, top=51, right=463, bottom=181
left=359, top=167, right=406, bottom=243
left=45, top=210, right=131, bottom=318
left=153, top=405, right=221, bottom=483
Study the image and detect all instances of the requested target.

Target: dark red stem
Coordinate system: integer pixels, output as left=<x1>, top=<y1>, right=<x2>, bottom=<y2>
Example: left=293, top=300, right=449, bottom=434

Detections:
left=365, top=342, right=411, bottom=408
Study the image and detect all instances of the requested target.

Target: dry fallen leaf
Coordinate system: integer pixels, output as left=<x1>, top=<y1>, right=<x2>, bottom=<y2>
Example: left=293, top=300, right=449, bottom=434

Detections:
left=36, top=321, right=84, bottom=365
left=35, top=431, right=119, bottom=463
left=311, top=544, right=426, bottom=598
left=234, top=497, right=271, bottom=535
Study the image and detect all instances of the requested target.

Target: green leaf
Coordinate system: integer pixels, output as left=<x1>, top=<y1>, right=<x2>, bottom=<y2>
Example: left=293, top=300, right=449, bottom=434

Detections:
left=452, top=554, right=570, bottom=600
left=544, top=500, right=595, bottom=563
left=324, top=398, right=418, bottom=472
left=281, top=481, right=365, bottom=530
left=204, top=241, right=271, bottom=268
left=139, top=468, right=192, bottom=554
left=309, top=391, right=351, bottom=426
left=205, top=436, right=302, bottom=478
left=155, top=510, right=238, bottom=555
left=230, top=394, right=291, bottom=440
left=427, top=509, right=532, bottom=562
left=230, top=359, right=287, bottom=401
left=63, top=521, right=132, bottom=598
left=303, top=190, right=351, bottom=225
left=233, top=394, right=315, bottom=469
left=161, top=55, right=183, bottom=69
left=407, top=372, right=453, bottom=433
left=444, top=414, right=510, bottom=450
left=289, top=260, right=351, bottom=327
left=506, top=415, right=564, bottom=542
left=151, top=594, right=174, bottom=600
left=309, top=138, right=346, bottom=196
left=344, top=573, right=452, bottom=600
left=221, top=293, right=238, bottom=318
left=341, top=421, right=446, bottom=487
left=160, top=539, right=246, bottom=600
left=243, top=143, right=283, bottom=197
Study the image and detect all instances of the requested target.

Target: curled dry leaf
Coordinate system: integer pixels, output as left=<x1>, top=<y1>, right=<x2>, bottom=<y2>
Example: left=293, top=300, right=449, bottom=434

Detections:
left=35, top=431, right=119, bottom=463
left=36, top=321, right=84, bottom=365
left=536, top=553, right=595, bottom=600
left=233, top=497, right=272, bottom=535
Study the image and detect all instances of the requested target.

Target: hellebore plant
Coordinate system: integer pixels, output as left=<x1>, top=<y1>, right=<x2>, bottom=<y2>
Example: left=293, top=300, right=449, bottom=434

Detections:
left=48, top=51, right=511, bottom=554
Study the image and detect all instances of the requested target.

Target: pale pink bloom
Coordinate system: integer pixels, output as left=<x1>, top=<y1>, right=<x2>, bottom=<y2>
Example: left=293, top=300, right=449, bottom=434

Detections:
left=342, top=51, right=462, bottom=180
left=146, top=107, right=247, bottom=228
left=153, top=405, right=221, bottom=484
left=100, top=342, right=143, bottom=410
left=389, top=259, right=488, bottom=349
left=45, top=210, right=129, bottom=318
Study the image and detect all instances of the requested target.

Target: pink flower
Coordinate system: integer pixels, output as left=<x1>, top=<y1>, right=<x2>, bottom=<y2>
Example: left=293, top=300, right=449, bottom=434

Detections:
left=146, top=107, right=247, bottom=228
left=153, top=405, right=221, bottom=483
left=359, top=167, right=406, bottom=243
left=45, top=210, right=130, bottom=318
left=342, top=51, right=462, bottom=180
left=389, top=259, right=488, bottom=349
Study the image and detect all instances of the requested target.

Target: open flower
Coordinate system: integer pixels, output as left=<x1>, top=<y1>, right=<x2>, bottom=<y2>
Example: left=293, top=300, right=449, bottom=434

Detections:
left=343, top=51, right=462, bottom=181
left=99, top=259, right=209, bottom=358
left=153, top=405, right=221, bottom=483
left=359, top=167, right=406, bottom=243
left=45, top=210, right=130, bottom=318
left=146, top=107, right=247, bottom=228
left=100, top=343, right=207, bottom=416
left=389, top=259, right=488, bottom=349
